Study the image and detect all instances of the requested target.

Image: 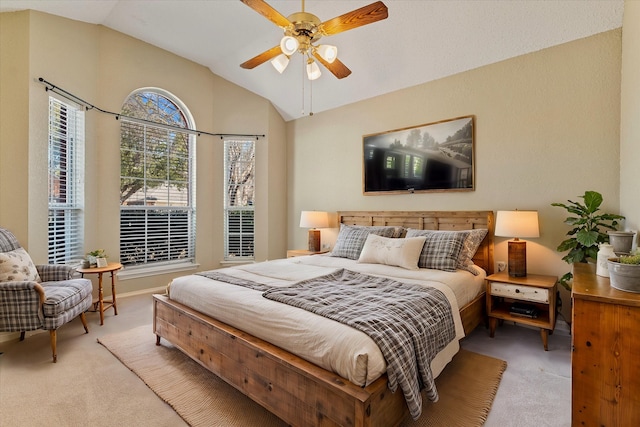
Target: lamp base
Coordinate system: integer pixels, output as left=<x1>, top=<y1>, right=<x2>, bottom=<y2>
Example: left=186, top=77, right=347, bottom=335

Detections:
left=308, top=229, right=321, bottom=252
left=508, top=240, right=527, bottom=277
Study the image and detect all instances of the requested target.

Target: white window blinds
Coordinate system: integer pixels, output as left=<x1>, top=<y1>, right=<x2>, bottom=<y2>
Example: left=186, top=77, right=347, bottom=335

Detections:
left=119, top=90, right=196, bottom=268
left=48, top=97, right=84, bottom=264
left=224, top=139, right=255, bottom=260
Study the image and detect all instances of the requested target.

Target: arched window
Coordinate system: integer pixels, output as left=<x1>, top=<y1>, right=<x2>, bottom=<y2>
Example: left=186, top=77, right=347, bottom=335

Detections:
left=119, top=89, right=196, bottom=268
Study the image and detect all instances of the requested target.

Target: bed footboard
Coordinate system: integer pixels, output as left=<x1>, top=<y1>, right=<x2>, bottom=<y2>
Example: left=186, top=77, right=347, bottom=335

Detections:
left=153, top=294, right=408, bottom=427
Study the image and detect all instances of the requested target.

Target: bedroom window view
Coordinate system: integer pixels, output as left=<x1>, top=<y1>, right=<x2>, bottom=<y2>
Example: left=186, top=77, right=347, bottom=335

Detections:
left=48, top=96, right=85, bottom=264
left=224, top=139, right=255, bottom=260
left=119, top=90, right=196, bottom=267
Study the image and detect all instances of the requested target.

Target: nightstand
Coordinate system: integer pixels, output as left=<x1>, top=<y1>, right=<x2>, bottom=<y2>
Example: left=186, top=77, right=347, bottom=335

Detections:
left=486, top=271, right=557, bottom=350
left=286, top=249, right=329, bottom=258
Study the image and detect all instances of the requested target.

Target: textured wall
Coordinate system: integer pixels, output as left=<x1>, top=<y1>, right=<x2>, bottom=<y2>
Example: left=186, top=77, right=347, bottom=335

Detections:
left=287, top=30, right=622, bottom=294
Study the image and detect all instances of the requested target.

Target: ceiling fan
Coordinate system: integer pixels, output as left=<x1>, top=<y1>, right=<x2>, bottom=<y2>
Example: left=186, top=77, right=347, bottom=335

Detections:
left=240, top=0, right=388, bottom=80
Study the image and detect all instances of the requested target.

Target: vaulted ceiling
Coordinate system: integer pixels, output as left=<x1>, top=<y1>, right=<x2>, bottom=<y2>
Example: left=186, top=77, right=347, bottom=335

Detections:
left=1, top=1, right=624, bottom=121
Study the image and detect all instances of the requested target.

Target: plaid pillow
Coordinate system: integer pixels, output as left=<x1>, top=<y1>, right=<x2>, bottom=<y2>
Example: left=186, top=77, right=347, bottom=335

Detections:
left=405, top=229, right=468, bottom=272
left=0, top=228, right=21, bottom=253
left=331, top=225, right=397, bottom=260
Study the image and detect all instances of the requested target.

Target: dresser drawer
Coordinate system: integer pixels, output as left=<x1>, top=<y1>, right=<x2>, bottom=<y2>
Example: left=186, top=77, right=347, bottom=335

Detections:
left=490, top=282, right=549, bottom=303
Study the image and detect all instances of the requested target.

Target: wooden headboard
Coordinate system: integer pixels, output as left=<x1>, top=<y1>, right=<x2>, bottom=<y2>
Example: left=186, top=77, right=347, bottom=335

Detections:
left=337, top=210, right=495, bottom=275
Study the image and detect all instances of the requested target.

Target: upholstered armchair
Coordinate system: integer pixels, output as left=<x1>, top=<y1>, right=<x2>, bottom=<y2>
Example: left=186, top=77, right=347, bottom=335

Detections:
left=0, top=227, right=93, bottom=362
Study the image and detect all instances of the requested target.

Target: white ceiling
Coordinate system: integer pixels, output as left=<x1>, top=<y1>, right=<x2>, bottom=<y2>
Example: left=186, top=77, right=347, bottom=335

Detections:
left=1, top=1, right=624, bottom=121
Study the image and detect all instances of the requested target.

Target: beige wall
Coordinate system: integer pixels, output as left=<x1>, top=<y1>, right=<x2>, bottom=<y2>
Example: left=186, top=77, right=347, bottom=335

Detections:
left=0, top=12, right=30, bottom=241
left=0, top=11, right=287, bottom=295
left=620, top=0, right=640, bottom=250
left=287, top=29, right=623, bottom=315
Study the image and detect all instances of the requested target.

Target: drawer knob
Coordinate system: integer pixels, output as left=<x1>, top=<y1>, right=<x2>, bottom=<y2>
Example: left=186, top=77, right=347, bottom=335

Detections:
left=515, top=289, right=520, bottom=293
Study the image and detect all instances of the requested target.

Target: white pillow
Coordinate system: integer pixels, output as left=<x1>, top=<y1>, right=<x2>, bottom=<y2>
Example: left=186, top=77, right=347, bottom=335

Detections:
left=0, top=247, right=41, bottom=282
left=357, top=234, right=426, bottom=270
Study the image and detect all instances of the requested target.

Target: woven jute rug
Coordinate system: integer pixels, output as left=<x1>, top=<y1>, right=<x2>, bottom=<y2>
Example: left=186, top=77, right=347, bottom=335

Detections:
left=98, top=325, right=506, bottom=427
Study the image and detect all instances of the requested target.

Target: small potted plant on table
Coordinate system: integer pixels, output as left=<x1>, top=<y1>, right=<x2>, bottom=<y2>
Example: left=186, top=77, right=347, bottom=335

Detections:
left=86, top=249, right=108, bottom=268
left=607, top=251, right=640, bottom=293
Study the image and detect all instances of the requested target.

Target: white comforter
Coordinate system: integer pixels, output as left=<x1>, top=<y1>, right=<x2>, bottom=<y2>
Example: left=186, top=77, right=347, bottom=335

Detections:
left=168, top=254, right=485, bottom=387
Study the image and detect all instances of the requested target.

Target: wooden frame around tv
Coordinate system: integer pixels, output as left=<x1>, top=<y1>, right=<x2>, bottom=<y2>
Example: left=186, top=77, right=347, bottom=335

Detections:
left=153, top=210, right=494, bottom=427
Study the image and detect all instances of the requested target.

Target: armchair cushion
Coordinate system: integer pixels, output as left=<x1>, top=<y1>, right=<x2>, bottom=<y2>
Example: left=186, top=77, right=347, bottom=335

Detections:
left=41, top=280, right=92, bottom=317
left=0, top=248, right=41, bottom=282
left=41, top=280, right=92, bottom=330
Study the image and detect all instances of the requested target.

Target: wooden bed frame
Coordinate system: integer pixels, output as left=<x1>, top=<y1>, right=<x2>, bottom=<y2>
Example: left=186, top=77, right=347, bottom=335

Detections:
left=153, top=210, right=494, bottom=427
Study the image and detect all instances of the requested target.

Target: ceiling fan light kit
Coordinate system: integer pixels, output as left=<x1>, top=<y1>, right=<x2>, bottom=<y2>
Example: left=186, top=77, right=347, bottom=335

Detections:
left=306, top=59, right=321, bottom=80
left=280, top=35, right=299, bottom=56
left=315, top=45, right=337, bottom=63
left=240, top=0, right=388, bottom=80
left=270, top=54, right=290, bottom=73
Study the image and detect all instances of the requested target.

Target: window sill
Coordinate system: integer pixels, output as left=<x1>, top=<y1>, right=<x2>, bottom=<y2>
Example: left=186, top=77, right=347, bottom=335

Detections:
left=118, top=261, right=200, bottom=280
left=220, top=259, right=255, bottom=267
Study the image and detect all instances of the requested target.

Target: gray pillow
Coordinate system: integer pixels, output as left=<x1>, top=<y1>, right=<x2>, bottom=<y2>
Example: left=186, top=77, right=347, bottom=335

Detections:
left=405, top=229, right=469, bottom=272
left=331, top=224, right=397, bottom=260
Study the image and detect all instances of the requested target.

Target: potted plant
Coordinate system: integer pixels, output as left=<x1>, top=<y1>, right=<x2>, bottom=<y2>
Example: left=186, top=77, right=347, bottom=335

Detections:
left=551, top=190, right=625, bottom=289
left=607, top=251, right=640, bottom=293
left=87, top=249, right=107, bottom=268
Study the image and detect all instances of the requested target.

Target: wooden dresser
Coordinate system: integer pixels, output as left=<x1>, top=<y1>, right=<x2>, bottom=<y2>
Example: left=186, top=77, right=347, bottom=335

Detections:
left=571, top=263, right=640, bottom=426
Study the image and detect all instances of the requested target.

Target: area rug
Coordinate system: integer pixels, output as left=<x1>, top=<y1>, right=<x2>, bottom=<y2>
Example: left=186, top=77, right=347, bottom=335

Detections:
left=98, top=325, right=506, bottom=427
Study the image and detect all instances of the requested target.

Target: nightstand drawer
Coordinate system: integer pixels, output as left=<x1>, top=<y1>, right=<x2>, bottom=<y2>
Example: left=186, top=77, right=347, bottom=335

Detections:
left=490, top=282, right=549, bottom=303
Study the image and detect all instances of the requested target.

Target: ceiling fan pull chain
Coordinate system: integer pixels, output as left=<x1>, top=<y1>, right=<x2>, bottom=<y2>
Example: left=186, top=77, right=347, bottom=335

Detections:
left=309, top=75, right=314, bottom=116
left=301, top=55, right=305, bottom=116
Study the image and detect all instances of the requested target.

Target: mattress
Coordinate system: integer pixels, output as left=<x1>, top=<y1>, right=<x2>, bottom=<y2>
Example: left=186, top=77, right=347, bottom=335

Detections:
left=168, top=254, right=485, bottom=387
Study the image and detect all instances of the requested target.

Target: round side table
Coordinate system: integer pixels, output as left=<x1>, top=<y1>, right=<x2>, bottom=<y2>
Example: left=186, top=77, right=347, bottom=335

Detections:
left=77, top=262, right=123, bottom=325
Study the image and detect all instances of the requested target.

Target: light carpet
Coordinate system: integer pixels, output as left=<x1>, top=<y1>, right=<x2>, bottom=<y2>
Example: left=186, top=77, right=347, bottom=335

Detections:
left=98, top=325, right=506, bottom=427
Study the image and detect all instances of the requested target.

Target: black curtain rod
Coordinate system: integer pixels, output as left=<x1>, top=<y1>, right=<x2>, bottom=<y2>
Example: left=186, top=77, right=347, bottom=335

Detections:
left=38, top=77, right=265, bottom=140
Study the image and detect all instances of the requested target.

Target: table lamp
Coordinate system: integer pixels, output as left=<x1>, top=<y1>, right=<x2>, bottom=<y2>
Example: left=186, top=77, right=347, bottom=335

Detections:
left=495, top=210, right=540, bottom=277
left=299, top=211, right=329, bottom=252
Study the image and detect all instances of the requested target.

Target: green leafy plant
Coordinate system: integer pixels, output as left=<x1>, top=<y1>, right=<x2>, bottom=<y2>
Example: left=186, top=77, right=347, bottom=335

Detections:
left=87, top=249, right=107, bottom=258
left=551, top=190, right=624, bottom=289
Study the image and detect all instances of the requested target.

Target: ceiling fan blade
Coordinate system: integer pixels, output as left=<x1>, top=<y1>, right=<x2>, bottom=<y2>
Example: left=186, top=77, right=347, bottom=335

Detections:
left=319, top=1, right=388, bottom=36
left=313, top=51, right=352, bottom=79
left=240, top=0, right=291, bottom=28
left=241, top=45, right=282, bottom=69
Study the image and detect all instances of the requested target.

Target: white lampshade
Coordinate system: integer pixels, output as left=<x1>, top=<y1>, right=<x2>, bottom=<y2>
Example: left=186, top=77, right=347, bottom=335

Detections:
left=316, top=44, right=338, bottom=63
left=495, top=210, right=540, bottom=238
left=300, top=211, right=329, bottom=229
left=495, top=210, right=539, bottom=277
left=271, top=54, right=289, bottom=73
left=306, top=60, right=321, bottom=80
left=280, top=36, right=299, bottom=56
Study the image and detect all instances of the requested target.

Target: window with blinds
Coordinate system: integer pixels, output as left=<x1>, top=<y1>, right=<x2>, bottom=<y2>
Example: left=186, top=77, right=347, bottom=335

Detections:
left=119, top=90, right=195, bottom=268
left=48, top=97, right=85, bottom=264
left=224, top=139, right=255, bottom=260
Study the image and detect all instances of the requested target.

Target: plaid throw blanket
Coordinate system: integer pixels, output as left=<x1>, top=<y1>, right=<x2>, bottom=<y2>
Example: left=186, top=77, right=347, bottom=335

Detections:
left=263, top=269, right=455, bottom=420
left=197, top=268, right=455, bottom=419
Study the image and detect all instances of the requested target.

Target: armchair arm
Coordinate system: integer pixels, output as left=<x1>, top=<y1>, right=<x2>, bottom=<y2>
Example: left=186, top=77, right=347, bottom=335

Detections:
left=0, top=281, right=45, bottom=332
left=36, top=264, right=75, bottom=282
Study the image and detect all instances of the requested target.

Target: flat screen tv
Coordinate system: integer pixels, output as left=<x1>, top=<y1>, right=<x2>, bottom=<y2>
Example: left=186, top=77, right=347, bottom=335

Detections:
left=363, top=116, right=474, bottom=194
